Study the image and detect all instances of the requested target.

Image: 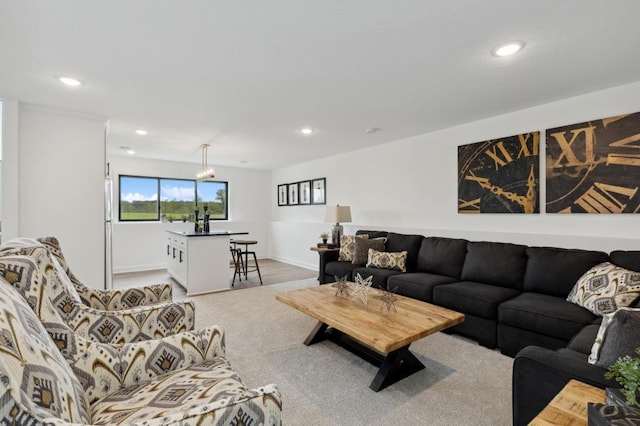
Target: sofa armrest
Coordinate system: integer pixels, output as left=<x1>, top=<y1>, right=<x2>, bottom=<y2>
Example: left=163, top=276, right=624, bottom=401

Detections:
left=47, top=323, right=226, bottom=403
left=512, top=345, right=615, bottom=426
left=318, top=249, right=340, bottom=284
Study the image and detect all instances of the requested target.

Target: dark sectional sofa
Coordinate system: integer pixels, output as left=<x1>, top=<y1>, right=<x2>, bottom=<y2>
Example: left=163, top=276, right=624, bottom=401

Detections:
left=317, top=230, right=640, bottom=426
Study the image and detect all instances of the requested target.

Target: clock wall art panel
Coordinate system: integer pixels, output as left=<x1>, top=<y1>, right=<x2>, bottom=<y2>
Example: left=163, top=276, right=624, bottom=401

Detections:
left=458, top=132, right=540, bottom=213
left=546, top=112, right=640, bottom=213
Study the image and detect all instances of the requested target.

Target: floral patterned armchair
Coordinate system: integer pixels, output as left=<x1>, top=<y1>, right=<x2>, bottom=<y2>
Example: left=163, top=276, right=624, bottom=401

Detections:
left=0, top=254, right=282, bottom=425
left=37, top=236, right=174, bottom=310
left=0, top=243, right=195, bottom=344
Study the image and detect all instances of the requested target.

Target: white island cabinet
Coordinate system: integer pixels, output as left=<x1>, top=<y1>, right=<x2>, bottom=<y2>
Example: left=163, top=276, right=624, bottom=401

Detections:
left=166, top=230, right=247, bottom=296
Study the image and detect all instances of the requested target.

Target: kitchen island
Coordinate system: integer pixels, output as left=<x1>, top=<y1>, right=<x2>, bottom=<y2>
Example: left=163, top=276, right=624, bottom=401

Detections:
left=166, top=229, right=248, bottom=295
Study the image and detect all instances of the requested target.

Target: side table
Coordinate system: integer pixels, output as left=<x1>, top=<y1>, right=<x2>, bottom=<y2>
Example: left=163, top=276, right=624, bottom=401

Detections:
left=529, top=379, right=605, bottom=425
left=310, top=246, right=340, bottom=283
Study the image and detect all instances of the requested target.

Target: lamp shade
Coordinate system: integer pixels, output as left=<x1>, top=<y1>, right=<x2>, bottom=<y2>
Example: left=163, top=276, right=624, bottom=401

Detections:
left=325, top=205, right=352, bottom=224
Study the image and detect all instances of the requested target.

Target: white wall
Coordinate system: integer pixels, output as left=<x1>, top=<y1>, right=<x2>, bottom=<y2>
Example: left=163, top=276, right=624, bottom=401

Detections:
left=13, top=104, right=107, bottom=286
left=109, top=155, right=270, bottom=273
left=271, top=81, right=640, bottom=270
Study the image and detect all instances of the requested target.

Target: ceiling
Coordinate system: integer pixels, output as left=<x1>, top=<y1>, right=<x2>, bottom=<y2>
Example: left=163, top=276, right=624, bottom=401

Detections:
left=1, top=1, right=640, bottom=170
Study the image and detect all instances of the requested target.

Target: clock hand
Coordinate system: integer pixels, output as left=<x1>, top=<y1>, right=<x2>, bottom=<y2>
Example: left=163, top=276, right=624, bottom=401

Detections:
left=465, top=171, right=534, bottom=212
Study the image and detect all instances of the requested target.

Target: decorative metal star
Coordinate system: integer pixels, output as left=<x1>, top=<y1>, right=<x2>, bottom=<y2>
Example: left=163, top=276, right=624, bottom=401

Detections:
left=379, top=286, right=398, bottom=312
left=333, top=275, right=350, bottom=296
left=351, top=273, right=373, bottom=305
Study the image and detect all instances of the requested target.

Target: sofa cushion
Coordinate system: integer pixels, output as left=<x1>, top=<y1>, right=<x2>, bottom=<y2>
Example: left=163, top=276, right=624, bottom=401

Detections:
left=325, top=261, right=359, bottom=281
left=366, top=249, right=407, bottom=272
left=352, top=237, right=386, bottom=266
left=338, top=234, right=368, bottom=261
left=416, top=237, right=468, bottom=278
left=610, top=250, right=640, bottom=272
left=387, top=272, right=458, bottom=303
left=567, top=262, right=640, bottom=315
left=352, top=266, right=402, bottom=290
left=384, top=233, right=424, bottom=272
left=567, top=323, right=601, bottom=355
left=523, top=246, right=609, bottom=297
left=433, top=281, right=520, bottom=319
left=460, top=241, right=527, bottom=289
left=589, top=307, right=640, bottom=367
left=499, top=292, right=596, bottom=341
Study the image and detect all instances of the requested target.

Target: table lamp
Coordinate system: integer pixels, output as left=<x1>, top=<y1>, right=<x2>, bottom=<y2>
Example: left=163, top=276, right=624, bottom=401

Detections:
left=325, top=205, right=352, bottom=247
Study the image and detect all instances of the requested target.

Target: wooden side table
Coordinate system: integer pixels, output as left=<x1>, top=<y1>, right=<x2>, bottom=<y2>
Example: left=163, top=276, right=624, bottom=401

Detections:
left=529, top=379, right=606, bottom=425
left=310, top=246, right=340, bottom=283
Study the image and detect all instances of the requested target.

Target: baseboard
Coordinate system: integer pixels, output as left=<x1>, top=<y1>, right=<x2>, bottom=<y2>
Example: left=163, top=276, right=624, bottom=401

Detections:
left=113, top=263, right=166, bottom=274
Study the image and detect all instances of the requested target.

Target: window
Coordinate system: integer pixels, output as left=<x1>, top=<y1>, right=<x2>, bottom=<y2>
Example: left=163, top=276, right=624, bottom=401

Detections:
left=160, top=178, right=195, bottom=221
left=119, top=175, right=229, bottom=221
left=197, top=181, right=228, bottom=219
left=119, top=176, right=159, bottom=221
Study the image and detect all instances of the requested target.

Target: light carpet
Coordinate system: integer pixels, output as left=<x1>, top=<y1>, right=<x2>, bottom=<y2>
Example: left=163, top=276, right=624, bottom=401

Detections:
left=190, top=278, right=513, bottom=425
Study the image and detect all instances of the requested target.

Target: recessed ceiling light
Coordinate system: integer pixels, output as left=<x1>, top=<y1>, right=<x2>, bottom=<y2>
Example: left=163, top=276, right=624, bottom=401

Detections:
left=301, top=128, right=313, bottom=135
left=120, top=146, right=136, bottom=155
left=56, top=76, right=84, bottom=87
left=492, top=41, right=525, bottom=57
left=135, top=129, right=148, bottom=135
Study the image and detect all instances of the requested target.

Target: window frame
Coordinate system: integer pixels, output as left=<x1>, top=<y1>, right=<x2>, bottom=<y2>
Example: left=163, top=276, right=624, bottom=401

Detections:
left=118, top=174, right=229, bottom=222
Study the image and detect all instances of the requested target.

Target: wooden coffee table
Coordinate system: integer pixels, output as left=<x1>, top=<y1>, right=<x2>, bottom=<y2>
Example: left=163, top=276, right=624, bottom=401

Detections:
left=275, top=283, right=464, bottom=391
left=529, top=379, right=605, bottom=425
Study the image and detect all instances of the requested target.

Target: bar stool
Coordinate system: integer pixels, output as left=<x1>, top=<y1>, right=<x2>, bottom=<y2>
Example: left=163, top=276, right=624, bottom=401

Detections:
left=230, top=246, right=244, bottom=286
left=231, top=239, right=263, bottom=285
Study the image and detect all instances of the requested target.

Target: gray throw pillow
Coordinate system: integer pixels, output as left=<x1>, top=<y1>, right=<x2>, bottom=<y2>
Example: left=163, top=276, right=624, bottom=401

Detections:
left=589, top=307, right=640, bottom=367
left=352, top=237, right=386, bottom=266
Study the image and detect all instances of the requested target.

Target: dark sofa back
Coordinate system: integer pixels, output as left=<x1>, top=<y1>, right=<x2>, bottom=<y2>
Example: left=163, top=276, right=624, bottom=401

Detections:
left=610, top=250, right=640, bottom=271
left=417, top=237, right=468, bottom=278
left=461, top=241, right=527, bottom=289
left=356, top=230, right=388, bottom=239
left=384, top=232, right=424, bottom=272
left=523, top=247, right=609, bottom=297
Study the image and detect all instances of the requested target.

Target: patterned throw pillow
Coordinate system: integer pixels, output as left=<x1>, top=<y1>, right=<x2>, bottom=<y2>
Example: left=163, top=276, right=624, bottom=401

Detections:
left=567, top=262, right=640, bottom=316
left=366, top=249, right=407, bottom=272
left=589, top=307, right=640, bottom=366
left=338, top=234, right=368, bottom=261
left=352, top=237, right=386, bottom=266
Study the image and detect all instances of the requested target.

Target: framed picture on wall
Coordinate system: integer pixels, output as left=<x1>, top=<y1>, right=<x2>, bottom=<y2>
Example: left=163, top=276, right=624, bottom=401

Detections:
left=277, top=184, right=288, bottom=206
left=311, top=178, right=326, bottom=204
left=299, top=181, right=311, bottom=204
left=288, top=183, right=299, bottom=205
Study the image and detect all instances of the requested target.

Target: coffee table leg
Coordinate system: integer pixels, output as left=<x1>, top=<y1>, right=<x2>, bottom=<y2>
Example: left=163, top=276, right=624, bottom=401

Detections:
left=369, top=345, right=425, bottom=392
left=304, top=321, right=329, bottom=346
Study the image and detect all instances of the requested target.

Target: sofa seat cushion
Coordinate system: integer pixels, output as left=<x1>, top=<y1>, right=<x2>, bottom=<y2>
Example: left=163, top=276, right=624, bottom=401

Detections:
left=499, top=292, right=597, bottom=341
left=91, top=358, right=250, bottom=424
left=352, top=267, right=403, bottom=290
left=433, top=281, right=520, bottom=319
left=387, top=273, right=458, bottom=303
left=325, top=261, right=359, bottom=280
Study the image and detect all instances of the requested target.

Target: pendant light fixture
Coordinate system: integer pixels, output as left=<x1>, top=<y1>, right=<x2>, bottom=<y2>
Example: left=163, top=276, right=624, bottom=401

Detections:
left=196, top=143, right=216, bottom=181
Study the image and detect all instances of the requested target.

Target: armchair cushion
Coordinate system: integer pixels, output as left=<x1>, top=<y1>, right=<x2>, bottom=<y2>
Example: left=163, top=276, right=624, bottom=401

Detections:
left=0, top=247, right=195, bottom=344
left=0, top=273, right=91, bottom=424
left=37, top=236, right=174, bottom=310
